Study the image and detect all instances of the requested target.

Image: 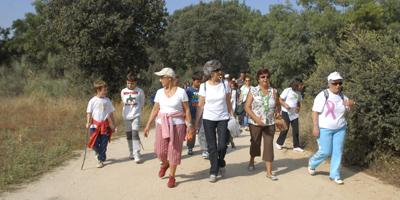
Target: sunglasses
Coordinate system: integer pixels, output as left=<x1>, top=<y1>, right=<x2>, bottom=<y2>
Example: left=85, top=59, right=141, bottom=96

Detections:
left=331, top=82, right=343, bottom=86
left=259, top=75, right=269, bottom=79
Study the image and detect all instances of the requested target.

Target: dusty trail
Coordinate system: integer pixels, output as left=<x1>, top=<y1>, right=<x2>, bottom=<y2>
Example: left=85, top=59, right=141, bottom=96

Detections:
left=1, top=129, right=399, bottom=200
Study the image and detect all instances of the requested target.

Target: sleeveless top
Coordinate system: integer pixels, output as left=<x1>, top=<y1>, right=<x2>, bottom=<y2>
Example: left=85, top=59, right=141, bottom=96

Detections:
left=248, top=85, right=276, bottom=126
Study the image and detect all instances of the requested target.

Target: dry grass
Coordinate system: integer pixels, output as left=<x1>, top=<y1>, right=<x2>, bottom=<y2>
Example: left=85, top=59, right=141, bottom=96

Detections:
left=0, top=95, right=125, bottom=192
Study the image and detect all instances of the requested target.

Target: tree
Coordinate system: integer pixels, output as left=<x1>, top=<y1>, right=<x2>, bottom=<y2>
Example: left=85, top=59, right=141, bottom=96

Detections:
left=45, top=0, right=167, bottom=94
left=161, top=1, right=253, bottom=76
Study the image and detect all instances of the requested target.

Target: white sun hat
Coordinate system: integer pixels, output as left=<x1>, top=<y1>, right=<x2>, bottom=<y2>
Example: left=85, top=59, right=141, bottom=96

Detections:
left=327, top=71, right=343, bottom=81
left=154, top=67, right=176, bottom=78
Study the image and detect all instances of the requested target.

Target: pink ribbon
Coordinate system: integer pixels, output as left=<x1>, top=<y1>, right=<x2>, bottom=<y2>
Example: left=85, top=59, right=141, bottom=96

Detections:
left=325, top=100, right=336, bottom=119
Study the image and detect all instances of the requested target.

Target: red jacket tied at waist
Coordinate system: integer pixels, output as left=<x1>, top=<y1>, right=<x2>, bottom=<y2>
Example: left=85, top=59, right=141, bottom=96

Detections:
left=88, top=119, right=113, bottom=148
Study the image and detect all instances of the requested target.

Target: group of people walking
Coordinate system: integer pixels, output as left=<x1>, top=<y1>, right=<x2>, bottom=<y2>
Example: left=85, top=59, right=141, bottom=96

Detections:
left=85, top=60, right=355, bottom=188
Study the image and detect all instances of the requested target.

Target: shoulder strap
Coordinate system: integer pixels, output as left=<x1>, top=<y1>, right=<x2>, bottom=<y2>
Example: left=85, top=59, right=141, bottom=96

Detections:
left=323, top=89, right=329, bottom=100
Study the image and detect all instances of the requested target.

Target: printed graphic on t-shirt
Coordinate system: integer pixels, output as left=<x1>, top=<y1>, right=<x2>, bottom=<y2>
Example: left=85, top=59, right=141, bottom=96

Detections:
left=325, top=100, right=336, bottom=119
left=191, top=92, right=199, bottom=107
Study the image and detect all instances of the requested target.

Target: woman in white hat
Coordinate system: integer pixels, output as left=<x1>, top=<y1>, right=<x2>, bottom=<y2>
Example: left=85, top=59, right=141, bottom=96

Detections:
left=308, top=71, right=355, bottom=185
left=194, top=60, right=233, bottom=183
left=144, top=67, right=194, bottom=188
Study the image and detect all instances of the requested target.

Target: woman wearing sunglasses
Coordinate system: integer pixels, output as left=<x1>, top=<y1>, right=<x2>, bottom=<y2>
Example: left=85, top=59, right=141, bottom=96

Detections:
left=195, top=60, right=233, bottom=183
left=244, top=68, right=281, bottom=180
left=308, top=72, right=355, bottom=185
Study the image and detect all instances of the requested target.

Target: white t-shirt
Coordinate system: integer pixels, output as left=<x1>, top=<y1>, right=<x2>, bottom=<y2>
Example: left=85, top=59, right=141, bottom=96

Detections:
left=154, top=87, right=188, bottom=125
left=280, top=87, right=302, bottom=120
left=312, top=90, right=348, bottom=129
left=86, top=96, right=115, bottom=122
left=240, top=85, right=251, bottom=103
left=199, top=81, right=231, bottom=121
left=121, top=87, right=145, bottom=120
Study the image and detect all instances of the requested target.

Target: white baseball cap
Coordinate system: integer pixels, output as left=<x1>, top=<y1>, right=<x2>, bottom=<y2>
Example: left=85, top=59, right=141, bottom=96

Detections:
left=327, top=71, right=343, bottom=81
left=154, top=67, right=176, bottom=78
left=224, top=74, right=230, bottom=79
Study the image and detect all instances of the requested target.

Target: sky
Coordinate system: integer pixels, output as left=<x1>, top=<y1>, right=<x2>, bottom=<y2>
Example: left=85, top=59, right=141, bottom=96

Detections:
left=0, top=0, right=297, bottom=28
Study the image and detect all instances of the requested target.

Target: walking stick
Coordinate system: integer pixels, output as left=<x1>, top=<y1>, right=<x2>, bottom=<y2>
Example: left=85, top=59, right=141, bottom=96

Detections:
left=81, top=128, right=89, bottom=170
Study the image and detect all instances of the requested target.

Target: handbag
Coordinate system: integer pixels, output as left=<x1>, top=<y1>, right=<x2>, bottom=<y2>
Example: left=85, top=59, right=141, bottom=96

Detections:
left=235, top=103, right=245, bottom=115
left=275, top=115, right=288, bottom=132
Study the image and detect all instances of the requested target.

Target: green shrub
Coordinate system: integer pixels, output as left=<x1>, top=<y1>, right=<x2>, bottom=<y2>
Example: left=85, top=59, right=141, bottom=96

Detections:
left=306, top=27, right=400, bottom=166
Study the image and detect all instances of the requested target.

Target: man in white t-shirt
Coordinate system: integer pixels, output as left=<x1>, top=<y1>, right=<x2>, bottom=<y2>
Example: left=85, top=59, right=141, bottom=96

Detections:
left=308, top=72, right=355, bottom=185
left=276, top=78, right=304, bottom=152
left=121, top=72, right=145, bottom=163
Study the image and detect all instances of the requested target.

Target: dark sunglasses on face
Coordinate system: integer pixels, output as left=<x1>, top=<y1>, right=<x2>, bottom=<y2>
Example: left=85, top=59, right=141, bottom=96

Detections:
left=259, top=75, right=269, bottom=79
left=331, top=82, right=343, bottom=86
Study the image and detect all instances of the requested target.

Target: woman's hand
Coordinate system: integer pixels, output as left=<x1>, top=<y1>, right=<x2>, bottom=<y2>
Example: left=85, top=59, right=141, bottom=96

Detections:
left=313, top=127, right=320, bottom=137
left=343, top=99, right=355, bottom=107
left=255, top=116, right=265, bottom=126
left=186, top=128, right=195, bottom=141
left=144, top=125, right=150, bottom=138
left=295, top=106, right=300, bottom=113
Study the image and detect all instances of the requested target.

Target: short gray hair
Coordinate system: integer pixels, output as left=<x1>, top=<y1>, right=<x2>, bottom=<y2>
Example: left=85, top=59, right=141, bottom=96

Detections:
left=203, top=59, right=222, bottom=80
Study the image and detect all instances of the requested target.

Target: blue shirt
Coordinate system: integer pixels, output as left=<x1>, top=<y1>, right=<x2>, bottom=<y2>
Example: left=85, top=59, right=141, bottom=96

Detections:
left=186, top=86, right=199, bottom=120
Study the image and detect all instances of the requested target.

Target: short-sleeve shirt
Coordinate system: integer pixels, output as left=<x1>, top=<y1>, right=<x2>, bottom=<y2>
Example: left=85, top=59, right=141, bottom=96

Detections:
left=199, top=81, right=230, bottom=121
left=312, top=89, right=348, bottom=129
left=86, top=96, right=115, bottom=122
left=121, top=87, right=145, bottom=120
left=280, top=87, right=302, bottom=120
left=186, top=86, right=199, bottom=120
left=154, top=87, right=188, bottom=125
left=248, top=86, right=276, bottom=126
left=240, top=85, right=251, bottom=103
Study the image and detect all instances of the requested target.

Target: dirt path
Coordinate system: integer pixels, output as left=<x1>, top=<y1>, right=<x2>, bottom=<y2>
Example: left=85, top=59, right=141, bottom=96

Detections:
left=1, top=129, right=399, bottom=200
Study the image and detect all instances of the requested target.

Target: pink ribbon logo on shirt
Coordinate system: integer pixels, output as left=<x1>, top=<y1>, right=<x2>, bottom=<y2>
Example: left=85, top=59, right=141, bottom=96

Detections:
left=325, top=100, right=336, bottom=119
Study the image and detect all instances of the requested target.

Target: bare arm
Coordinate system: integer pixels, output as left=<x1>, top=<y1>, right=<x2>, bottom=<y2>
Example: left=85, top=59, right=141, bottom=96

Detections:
left=226, top=93, right=233, bottom=116
left=86, top=113, right=92, bottom=128
left=144, top=103, right=160, bottom=137
left=312, top=111, right=320, bottom=137
left=279, top=98, right=290, bottom=110
left=194, top=96, right=205, bottom=131
left=274, top=89, right=281, bottom=115
left=182, top=101, right=194, bottom=140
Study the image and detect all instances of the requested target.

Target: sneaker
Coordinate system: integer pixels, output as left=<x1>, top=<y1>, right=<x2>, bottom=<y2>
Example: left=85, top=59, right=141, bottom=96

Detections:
left=128, top=152, right=134, bottom=160
left=134, top=152, right=142, bottom=163
left=308, top=167, right=316, bottom=175
left=96, top=160, right=104, bottom=168
left=201, top=151, right=209, bottom=159
left=167, top=176, right=176, bottom=188
left=266, top=174, right=278, bottom=181
left=293, top=147, right=305, bottom=152
left=244, top=127, right=249, bottom=131
left=209, top=174, right=217, bottom=183
left=248, top=164, right=255, bottom=171
left=218, top=167, right=226, bottom=178
left=275, top=143, right=283, bottom=150
left=331, top=178, right=344, bottom=185
left=187, top=148, right=193, bottom=155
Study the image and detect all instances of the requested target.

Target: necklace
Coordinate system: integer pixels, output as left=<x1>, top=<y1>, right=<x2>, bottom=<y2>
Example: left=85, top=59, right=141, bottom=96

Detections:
left=259, top=87, right=271, bottom=113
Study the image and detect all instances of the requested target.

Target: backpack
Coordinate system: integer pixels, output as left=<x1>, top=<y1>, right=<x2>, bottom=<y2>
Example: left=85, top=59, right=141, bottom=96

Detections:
left=323, top=89, right=344, bottom=102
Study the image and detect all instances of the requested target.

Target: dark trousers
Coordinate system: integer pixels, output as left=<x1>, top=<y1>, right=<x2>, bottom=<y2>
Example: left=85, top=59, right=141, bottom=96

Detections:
left=203, top=119, right=229, bottom=175
left=90, top=128, right=110, bottom=162
left=276, top=111, right=300, bottom=148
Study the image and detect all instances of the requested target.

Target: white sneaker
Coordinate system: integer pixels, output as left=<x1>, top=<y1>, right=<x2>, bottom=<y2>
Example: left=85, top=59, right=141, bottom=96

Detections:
left=331, top=178, right=344, bottom=185
left=209, top=174, right=217, bottom=183
left=293, top=147, right=304, bottom=152
left=201, top=151, right=209, bottom=159
left=275, top=143, right=283, bottom=150
left=96, top=160, right=104, bottom=168
left=134, top=152, right=142, bottom=163
left=308, top=167, right=315, bottom=175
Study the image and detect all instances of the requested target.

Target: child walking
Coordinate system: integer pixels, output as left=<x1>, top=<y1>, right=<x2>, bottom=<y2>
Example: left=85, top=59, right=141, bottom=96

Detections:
left=121, top=72, right=146, bottom=163
left=86, top=80, right=116, bottom=168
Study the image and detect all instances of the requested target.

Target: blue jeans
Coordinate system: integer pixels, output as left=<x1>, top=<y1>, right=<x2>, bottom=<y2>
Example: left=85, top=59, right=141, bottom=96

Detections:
left=90, top=128, right=110, bottom=162
left=309, top=126, right=346, bottom=180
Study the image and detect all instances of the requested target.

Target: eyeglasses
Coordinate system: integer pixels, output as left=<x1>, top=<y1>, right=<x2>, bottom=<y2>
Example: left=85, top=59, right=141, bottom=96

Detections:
left=331, top=82, right=343, bottom=86
left=259, top=75, right=269, bottom=79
